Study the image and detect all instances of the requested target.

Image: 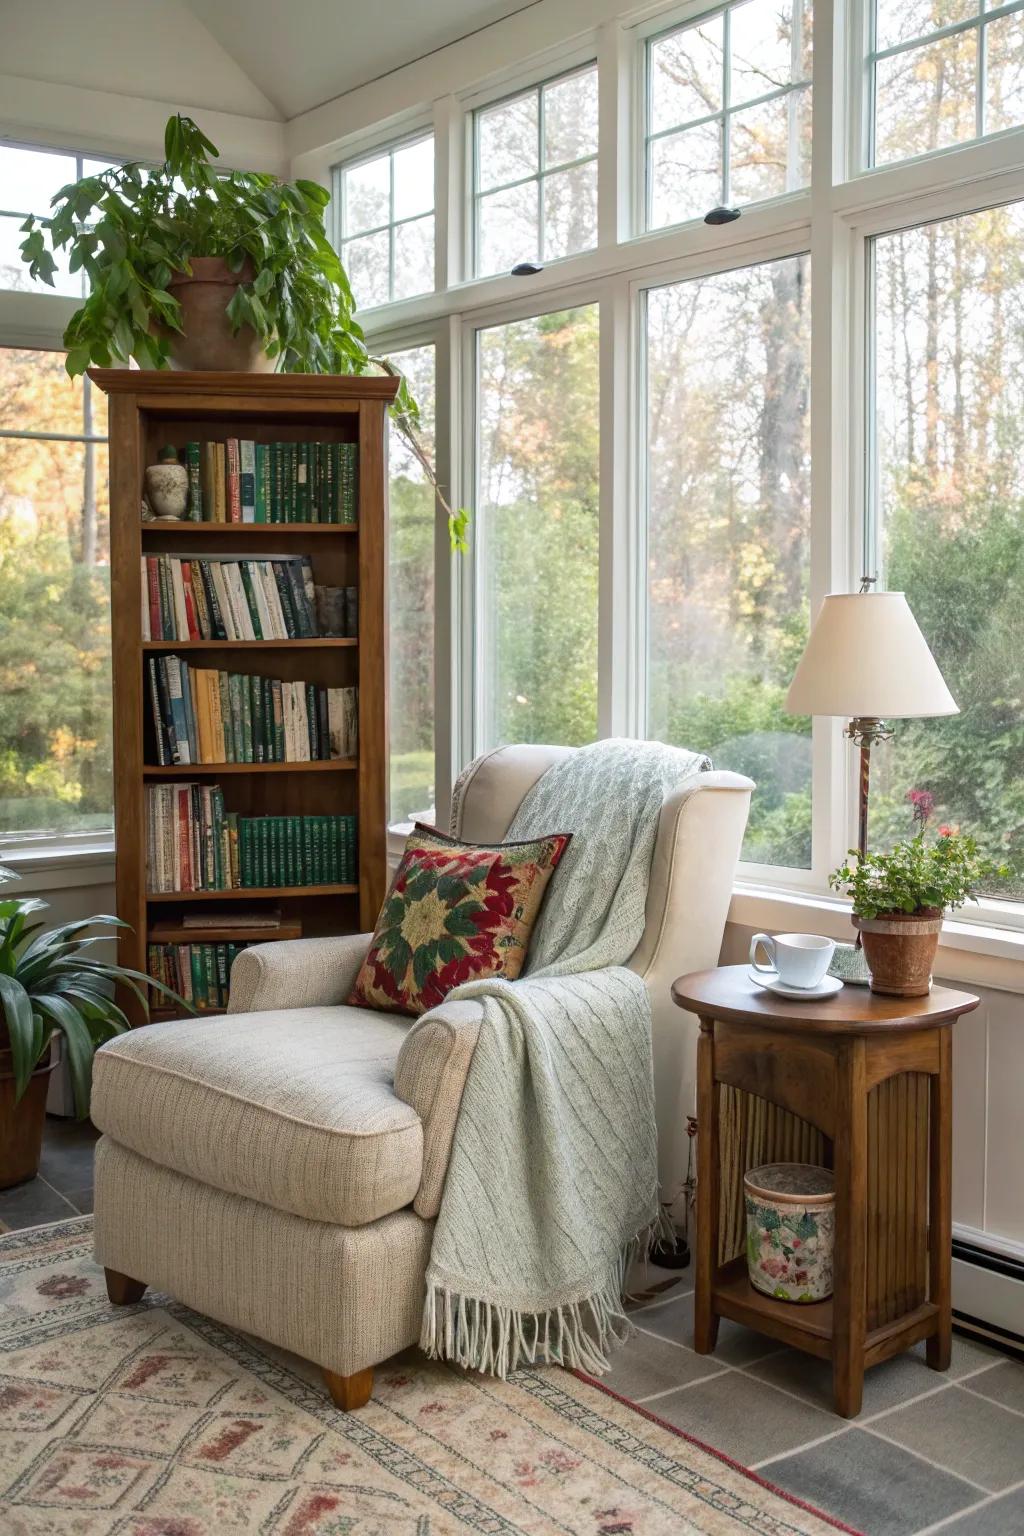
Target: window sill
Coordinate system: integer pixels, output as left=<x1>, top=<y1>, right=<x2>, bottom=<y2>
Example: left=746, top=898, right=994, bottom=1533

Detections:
left=729, top=883, right=1024, bottom=996
left=0, top=840, right=115, bottom=890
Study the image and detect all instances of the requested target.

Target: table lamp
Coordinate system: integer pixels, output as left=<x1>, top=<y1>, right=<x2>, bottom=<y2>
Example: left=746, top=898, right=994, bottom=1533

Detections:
left=785, top=585, right=959, bottom=981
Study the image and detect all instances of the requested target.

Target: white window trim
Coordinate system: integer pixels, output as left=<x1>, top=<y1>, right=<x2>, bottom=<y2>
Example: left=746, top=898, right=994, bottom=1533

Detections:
left=0, top=286, right=114, bottom=860
left=468, top=58, right=600, bottom=279
left=333, top=126, right=437, bottom=310
left=344, top=0, right=1024, bottom=952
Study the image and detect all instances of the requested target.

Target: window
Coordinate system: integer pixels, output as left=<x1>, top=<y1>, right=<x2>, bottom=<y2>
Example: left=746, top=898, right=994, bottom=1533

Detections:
left=0, top=349, right=112, bottom=842
left=645, top=0, right=812, bottom=230
left=869, top=202, right=1024, bottom=898
left=473, top=65, right=599, bottom=277
left=337, top=135, right=435, bottom=310
left=0, top=144, right=116, bottom=296
left=475, top=304, right=600, bottom=749
left=870, top=1, right=1024, bottom=166
left=387, top=342, right=437, bottom=824
left=645, top=255, right=811, bottom=868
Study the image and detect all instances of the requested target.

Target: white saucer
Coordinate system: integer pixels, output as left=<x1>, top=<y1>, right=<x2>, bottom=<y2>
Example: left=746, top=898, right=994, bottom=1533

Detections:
left=748, top=967, right=843, bottom=1000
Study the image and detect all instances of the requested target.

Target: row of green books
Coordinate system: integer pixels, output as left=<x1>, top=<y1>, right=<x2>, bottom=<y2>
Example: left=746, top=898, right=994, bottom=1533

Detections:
left=147, top=656, right=358, bottom=766
left=182, top=439, right=358, bottom=524
left=145, top=782, right=357, bottom=892
left=147, top=941, right=250, bottom=1011
left=142, top=555, right=319, bottom=642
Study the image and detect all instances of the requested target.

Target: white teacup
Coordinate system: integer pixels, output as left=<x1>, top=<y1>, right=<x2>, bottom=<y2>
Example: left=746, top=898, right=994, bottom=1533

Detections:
left=750, top=932, right=835, bottom=990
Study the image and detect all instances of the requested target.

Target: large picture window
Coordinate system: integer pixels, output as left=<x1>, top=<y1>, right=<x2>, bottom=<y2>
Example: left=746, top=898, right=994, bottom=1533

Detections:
left=387, top=342, right=437, bottom=825
left=645, top=0, right=812, bottom=231
left=473, top=65, right=599, bottom=277
left=475, top=304, right=600, bottom=750
left=870, top=202, right=1024, bottom=897
left=0, top=349, right=112, bottom=842
left=645, top=254, right=812, bottom=868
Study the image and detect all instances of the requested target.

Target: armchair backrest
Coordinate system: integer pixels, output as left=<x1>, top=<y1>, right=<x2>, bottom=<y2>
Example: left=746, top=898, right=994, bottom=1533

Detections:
left=450, top=743, right=753, bottom=1199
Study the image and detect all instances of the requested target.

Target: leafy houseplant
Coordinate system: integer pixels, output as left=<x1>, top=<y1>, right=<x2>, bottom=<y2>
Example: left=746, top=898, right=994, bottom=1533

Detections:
left=829, top=830, right=1005, bottom=996
left=18, top=114, right=467, bottom=551
left=0, top=867, right=183, bottom=1187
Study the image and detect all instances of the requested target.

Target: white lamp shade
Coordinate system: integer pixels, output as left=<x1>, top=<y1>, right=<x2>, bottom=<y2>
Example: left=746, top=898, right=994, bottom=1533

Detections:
left=785, top=592, right=959, bottom=720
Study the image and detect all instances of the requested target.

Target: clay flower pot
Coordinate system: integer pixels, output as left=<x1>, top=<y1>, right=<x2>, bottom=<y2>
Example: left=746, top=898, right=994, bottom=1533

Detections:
left=0, top=1043, right=57, bottom=1189
left=853, top=908, right=943, bottom=997
left=165, top=256, right=277, bottom=372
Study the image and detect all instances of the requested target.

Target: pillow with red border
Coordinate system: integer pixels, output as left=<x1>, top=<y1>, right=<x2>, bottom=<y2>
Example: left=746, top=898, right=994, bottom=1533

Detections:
left=347, top=822, right=571, bottom=1017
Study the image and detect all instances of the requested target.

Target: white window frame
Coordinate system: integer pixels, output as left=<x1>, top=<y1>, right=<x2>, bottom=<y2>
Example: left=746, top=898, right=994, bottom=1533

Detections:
left=337, top=0, right=1024, bottom=949
left=864, top=0, right=1024, bottom=171
left=469, top=59, right=601, bottom=278
left=333, top=126, right=437, bottom=312
left=639, top=0, right=813, bottom=233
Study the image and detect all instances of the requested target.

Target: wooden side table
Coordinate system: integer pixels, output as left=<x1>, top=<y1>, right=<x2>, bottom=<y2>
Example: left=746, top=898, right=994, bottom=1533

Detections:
left=672, top=965, right=979, bottom=1418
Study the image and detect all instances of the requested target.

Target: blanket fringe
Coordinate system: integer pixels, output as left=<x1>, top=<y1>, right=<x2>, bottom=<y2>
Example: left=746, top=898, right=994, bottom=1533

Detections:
left=422, top=1214, right=669, bottom=1379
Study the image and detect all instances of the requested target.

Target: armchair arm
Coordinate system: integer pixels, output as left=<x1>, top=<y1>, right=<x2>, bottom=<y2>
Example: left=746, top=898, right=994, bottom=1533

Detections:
left=228, top=932, right=372, bottom=1014
left=393, top=998, right=484, bottom=1219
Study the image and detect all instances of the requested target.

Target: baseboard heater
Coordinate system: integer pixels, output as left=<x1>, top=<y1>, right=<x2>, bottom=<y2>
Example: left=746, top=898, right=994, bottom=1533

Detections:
left=952, top=1231, right=1024, bottom=1360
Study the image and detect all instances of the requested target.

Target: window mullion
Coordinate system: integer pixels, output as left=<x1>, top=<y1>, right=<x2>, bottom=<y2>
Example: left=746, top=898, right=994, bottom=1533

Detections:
left=722, top=6, right=732, bottom=205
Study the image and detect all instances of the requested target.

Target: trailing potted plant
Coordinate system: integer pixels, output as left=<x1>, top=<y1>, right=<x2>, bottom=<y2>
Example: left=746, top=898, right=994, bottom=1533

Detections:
left=17, top=114, right=468, bottom=551
left=829, top=831, right=1006, bottom=996
left=0, top=867, right=183, bottom=1188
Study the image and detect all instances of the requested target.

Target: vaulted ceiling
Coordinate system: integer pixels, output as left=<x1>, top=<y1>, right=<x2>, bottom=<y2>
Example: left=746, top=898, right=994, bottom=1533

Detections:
left=2, top=0, right=541, bottom=122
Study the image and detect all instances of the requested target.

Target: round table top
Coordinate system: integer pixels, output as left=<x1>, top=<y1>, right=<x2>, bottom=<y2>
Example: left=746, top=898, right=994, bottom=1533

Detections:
left=671, top=964, right=980, bottom=1035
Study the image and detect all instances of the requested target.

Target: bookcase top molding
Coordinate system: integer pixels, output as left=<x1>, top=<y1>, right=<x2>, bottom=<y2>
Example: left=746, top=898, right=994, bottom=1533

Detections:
left=88, top=369, right=401, bottom=403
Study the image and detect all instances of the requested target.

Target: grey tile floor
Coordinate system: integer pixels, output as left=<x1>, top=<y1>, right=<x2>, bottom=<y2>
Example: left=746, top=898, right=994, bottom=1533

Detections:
left=0, top=1115, right=98, bottom=1230
left=618, top=1259, right=1024, bottom=1536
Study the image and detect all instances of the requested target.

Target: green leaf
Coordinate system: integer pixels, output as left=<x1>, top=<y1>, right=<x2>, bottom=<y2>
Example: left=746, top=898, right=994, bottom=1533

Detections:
left=0, top=973, right=38, bottom=1099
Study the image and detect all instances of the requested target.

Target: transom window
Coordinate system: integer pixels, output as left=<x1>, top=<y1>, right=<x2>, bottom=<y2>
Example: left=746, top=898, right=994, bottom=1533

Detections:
left=0, top=142, right=114, bottom=296
left=871, top=1, right=1024, bottom=165
left=472, top=64, right=599, bottom=277
left=337, top=135, right=435, bottom=311
left=645, top=0, right=812, bottom=230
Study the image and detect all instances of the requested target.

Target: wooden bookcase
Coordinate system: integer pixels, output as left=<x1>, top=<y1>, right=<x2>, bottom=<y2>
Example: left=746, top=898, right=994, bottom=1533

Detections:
left=94, top=369, right=399, bottom=1020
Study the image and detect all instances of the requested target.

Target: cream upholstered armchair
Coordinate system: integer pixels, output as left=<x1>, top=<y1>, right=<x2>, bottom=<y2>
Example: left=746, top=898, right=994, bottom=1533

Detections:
left=92, top=745, right=751, bottom=1409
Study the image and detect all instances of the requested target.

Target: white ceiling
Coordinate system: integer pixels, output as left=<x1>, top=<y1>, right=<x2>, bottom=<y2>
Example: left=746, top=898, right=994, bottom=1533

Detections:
left=2, top=0, right=541, bottom=123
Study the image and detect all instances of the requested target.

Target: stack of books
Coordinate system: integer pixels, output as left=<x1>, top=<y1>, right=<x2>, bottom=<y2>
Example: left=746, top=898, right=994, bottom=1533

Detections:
left=147, top=659, right=357, bottom=765
left=142, top=555, right=320, bottom=642
left=145, top=784, right=357, bottom=891
left=147, top=940, right=250, bottom=1011
left=180, top=438, right=358, bottom=524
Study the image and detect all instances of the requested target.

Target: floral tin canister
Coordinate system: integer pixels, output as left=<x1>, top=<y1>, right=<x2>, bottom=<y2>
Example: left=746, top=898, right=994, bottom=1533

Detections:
left=744, top=1163, right=835, bottom=1304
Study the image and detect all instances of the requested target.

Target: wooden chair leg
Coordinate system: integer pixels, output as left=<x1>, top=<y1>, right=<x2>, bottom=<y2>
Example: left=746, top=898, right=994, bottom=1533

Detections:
left=323, top=1366, right=373, bottom=1411
left=105, top=1267, right=147, bottom=1305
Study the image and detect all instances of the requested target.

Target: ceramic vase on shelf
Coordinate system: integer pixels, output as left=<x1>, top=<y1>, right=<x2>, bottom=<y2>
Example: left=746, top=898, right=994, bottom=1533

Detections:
left=144, top=445, right=190, bottom=521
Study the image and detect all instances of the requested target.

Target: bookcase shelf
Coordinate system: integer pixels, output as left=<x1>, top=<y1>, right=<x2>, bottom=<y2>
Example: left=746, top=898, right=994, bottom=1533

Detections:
left=141, top=522, right=358, bottom=536
left=148, top=922, right=304, bottom=943
left=142, top=639, right=357, bottom=651
left=95, top=366, right=397, bottom=1021
left=142, top=760, right=357, bottom=776
left=147, top=884, right=358, bottom=902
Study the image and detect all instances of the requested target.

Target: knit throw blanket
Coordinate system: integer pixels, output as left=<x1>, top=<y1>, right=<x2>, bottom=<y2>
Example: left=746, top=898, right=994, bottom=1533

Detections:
left=420, top=738, right=710, bottom=1378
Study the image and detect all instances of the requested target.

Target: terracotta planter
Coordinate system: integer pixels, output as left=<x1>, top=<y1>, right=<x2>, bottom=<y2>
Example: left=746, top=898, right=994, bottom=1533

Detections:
left=0, top=1044, right=58, bottom=1189
left=854, top=909, right=943, bottom=997
left=165, top=256, right=277, bottom=372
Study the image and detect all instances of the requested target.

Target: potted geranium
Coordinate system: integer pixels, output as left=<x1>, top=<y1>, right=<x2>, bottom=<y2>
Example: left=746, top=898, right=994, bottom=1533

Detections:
left=0, top=867, right=183, bottom=1188
left=17, top=114, right=467, bottom=551
left=829, top=831, right=1005, bottom=996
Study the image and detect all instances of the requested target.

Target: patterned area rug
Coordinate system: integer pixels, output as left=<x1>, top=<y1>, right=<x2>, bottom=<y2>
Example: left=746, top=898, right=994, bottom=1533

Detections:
left=0, top=1217, right=857, bottom=1535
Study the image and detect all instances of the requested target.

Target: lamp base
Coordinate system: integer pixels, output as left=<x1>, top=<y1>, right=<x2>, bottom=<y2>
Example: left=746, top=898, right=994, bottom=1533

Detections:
left=829, top=941, right=872, bottom=986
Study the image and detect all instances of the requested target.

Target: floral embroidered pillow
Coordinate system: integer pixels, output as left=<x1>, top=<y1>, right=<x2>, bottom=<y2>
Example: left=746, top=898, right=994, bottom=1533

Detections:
left=348, top=823, right=571, bottom=1017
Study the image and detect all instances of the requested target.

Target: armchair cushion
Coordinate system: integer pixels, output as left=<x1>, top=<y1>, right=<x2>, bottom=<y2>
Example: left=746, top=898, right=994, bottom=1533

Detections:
left=348, top=824, right=569, bottom=1018
left=92, top=1007, right=423, bottom=1227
